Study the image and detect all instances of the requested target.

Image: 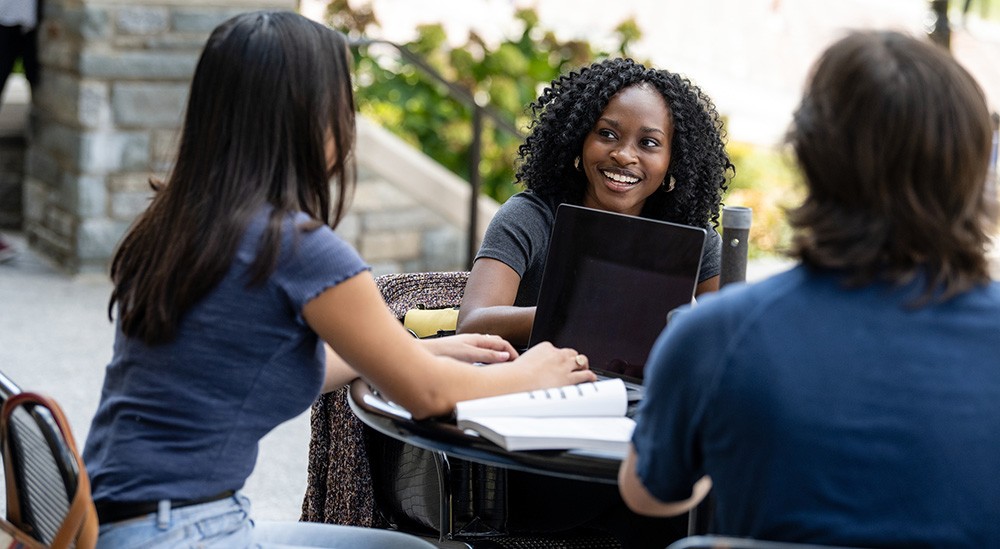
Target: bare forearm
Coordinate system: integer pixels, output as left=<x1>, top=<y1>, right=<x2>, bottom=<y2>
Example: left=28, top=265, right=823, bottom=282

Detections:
left=456, top=305, right=536, bottom=348
left=696, top=275, right=720, bottom=296
left=304, top=273, right=593, bottom=419
left=618, top=445, right=712, bottom=517
left=321, top=343, right=359, bottom=393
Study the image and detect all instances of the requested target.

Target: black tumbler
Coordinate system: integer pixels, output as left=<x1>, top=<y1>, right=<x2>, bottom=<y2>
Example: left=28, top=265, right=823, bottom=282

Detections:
left=720, top=206, right=752, bottom=287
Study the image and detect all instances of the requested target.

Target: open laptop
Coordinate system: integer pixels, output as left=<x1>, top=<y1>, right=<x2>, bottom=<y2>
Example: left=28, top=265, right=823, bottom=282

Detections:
left=527, top=204, right=707, bottom=406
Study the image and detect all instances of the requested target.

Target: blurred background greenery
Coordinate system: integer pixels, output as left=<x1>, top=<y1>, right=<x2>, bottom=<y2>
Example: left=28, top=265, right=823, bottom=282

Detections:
left=961, top=0, right=1000, bottom=21
left=329, top=0, right=805, bottom=259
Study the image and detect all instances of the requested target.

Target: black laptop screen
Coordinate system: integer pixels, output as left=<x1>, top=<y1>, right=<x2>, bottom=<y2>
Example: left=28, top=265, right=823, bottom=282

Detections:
left=528, top=204, right=707, bottom=383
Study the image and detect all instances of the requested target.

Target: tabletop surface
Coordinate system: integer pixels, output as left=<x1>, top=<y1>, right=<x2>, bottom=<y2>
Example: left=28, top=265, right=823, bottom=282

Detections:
left=348, top=379, right=622, bottom=485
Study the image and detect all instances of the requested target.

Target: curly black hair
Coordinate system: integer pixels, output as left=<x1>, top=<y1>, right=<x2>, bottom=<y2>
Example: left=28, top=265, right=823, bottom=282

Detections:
left=515, top=57, right=733, bottom=228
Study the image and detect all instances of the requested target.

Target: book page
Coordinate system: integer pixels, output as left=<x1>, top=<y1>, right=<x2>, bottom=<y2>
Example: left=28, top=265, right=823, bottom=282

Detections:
left=458, top=416, right=636, bottom=453
left=455, top=378, right=627, bottom=421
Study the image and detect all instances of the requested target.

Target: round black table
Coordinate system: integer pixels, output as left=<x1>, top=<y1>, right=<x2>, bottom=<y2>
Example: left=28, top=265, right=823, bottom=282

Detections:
left=347, top=378, right=621, bottom=485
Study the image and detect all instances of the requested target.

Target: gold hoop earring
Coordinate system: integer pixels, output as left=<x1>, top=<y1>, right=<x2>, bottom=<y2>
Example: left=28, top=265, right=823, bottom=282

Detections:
left=662, top=175, right=676, bottom=192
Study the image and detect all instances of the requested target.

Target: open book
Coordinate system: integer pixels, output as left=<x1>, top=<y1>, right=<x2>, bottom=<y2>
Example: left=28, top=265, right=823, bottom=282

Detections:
left=454, top=378, right=635, bottom=455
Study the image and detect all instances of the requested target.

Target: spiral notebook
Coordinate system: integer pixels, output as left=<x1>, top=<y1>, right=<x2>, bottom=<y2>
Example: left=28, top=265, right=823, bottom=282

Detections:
left=527, top=204, right=707, bottom=400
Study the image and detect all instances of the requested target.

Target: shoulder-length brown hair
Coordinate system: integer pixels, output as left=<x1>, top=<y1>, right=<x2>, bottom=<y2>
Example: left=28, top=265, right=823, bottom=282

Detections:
left=787, top=30, right=993, bottom=303
left=109, top=11, right=356, bottom=344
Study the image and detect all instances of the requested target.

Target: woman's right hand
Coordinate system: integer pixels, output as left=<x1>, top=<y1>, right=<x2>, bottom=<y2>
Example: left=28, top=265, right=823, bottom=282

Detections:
left=513, top=341, right=597, bottom=389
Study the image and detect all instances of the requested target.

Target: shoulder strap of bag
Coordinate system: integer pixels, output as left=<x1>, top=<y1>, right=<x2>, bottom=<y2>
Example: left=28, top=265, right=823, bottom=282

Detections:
left=1, top=392, right=99, bottom=549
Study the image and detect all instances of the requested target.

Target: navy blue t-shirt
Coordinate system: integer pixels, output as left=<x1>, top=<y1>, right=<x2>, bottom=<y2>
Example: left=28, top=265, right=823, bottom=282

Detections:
left=633, top=265, right=1000, bottom=547
left=83, top=209, right=368, bottom=503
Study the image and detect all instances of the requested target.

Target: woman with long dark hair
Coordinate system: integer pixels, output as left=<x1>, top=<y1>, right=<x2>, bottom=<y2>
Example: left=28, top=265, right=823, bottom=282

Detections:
left=82, top=11, right=593, bottom=548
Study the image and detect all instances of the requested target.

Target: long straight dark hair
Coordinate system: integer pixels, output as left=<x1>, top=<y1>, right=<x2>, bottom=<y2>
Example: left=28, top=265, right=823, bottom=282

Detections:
left=109, top=11, right=357, bottom=345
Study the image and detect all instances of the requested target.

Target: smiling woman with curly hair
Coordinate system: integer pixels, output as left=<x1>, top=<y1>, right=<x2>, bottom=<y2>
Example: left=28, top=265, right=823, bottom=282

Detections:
left=458, top=57, right=734, bottom=347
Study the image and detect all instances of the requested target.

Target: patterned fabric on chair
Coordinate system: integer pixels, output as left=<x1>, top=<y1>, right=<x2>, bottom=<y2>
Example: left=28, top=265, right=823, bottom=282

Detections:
left=301, top=383, right=383, bottom=527
left=300, top=272, right=469, bottom=529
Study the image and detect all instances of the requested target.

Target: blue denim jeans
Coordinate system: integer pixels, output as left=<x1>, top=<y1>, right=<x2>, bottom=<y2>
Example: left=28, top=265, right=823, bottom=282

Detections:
left=95, top=492, right=436, bottom=548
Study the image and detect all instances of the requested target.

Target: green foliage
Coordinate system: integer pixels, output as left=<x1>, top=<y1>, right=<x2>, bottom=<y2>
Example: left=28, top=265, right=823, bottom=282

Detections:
left=725, top=141, right=804, bottom=258
left=957, top=0, right=1000, bottom=21
left=327, top=1, right=802, bottom=258
left=326, top=0, right=644, bottom=203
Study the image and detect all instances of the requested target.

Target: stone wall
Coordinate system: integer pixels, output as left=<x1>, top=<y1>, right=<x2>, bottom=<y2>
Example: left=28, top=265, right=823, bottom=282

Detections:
left=0, top=76, right=30, bottom=230
left=24, top=0, right=298, bottom=271
left=18, top=0, right=494, bottom=274
left=0, top=135, right=24, bottom=230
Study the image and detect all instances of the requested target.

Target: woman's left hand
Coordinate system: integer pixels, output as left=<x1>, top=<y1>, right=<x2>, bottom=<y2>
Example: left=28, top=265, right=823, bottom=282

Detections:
left=421, top=333, right=519, bottom=364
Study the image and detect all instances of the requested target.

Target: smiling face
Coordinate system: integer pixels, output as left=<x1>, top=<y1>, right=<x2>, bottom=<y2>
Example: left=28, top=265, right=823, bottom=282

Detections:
left=580, top=83, right=673, bottom=217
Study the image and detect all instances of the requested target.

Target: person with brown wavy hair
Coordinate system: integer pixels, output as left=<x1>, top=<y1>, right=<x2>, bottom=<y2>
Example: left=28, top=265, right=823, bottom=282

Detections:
left=620, top=30, right=1000, bottom=547
left=787, top=36, right=993, bottom=302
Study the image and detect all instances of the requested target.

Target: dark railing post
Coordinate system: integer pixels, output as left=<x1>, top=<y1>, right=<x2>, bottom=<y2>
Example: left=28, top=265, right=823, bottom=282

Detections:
left=720, top=206, right=752, bottom=287
left=467, top=104, right=484, bottom=270
left=927, top=0, right=951, bottom=50
left=348, top=38, right=524, bottom=271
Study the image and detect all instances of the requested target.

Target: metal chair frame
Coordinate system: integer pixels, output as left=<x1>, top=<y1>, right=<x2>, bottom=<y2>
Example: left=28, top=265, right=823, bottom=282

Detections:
left=669, top=535, right=866, bottom=549
left=0, top=371, right=98, bottom=548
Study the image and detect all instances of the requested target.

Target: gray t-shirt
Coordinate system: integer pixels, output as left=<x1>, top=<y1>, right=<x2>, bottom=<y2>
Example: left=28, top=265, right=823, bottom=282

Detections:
left=476, top=191, right=721, bottom=306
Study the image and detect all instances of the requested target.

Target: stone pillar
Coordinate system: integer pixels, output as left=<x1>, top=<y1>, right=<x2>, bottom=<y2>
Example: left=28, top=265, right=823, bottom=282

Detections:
left=25, top=0, right=295, bottom=272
